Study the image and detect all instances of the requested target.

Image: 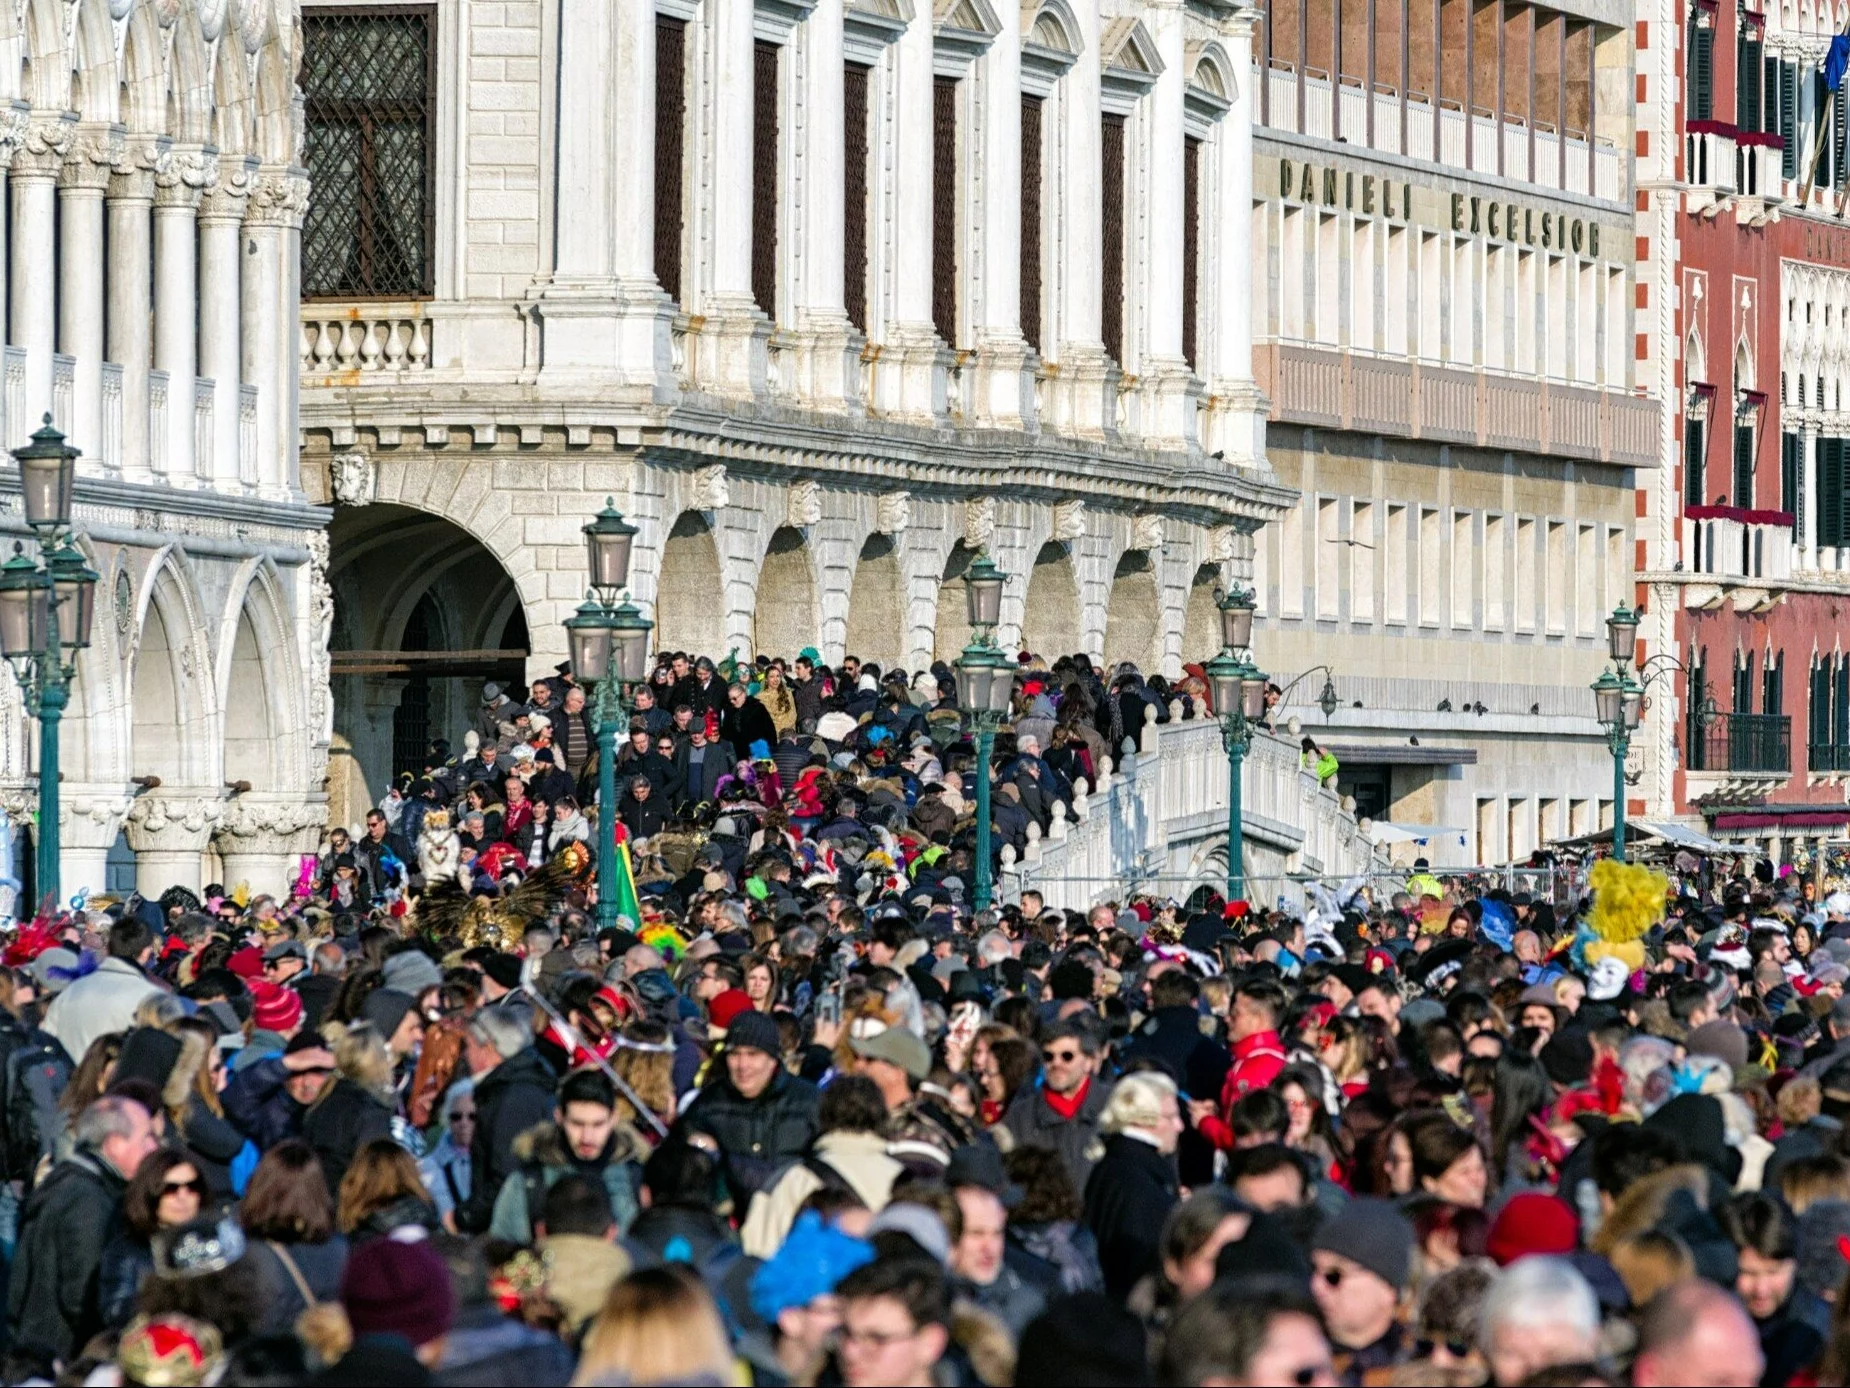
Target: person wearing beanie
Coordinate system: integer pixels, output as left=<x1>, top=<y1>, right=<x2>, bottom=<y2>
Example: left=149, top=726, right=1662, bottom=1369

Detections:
left=705, top=986, right=755, bottom=1039
left=478, top=952, right=525, bottom=1005
left=236, top=981, right=305, bottom=1073
left=359, top=988, right=424, bottom=1062
left=1487, top=1192, right=1580, bottom=1266
left=683, top=1006, right=818, bottom=1203
left=743, top=1211, right=877, bottom=1383
left=335, top=1228, right=456, bottom=1370
left=1309, top=1198, right=1415, bottom=1378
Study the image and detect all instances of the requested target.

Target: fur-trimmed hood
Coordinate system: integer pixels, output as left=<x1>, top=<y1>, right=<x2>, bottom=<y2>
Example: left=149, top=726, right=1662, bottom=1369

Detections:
left=510, top=1117, right=649, bottom=1171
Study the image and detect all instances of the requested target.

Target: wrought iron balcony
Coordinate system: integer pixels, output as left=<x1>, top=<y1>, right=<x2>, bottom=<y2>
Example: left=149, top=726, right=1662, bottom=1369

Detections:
left=1695, top=713, right=1790, bottom=775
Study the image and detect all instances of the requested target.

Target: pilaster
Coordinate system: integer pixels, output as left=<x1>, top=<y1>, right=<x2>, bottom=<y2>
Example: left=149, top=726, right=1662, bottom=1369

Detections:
left=199, top=155, right=256, bottom=491
left=59, top=126, right=123, bottom=474
left=242, top=168, right=308, bottom=501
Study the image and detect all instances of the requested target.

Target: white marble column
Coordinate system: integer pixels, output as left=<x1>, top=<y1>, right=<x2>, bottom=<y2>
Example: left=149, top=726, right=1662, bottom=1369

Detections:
left=213, top=799, right=326, bottom=899
left=865, top=2, right=950, bottom=420
left=124, top=795, right=224, bottom=898
left=108, top=138, right=167, bottom=485
left=198, top=156, right=254, bottom=490
left=685, top=0, right=769, bottom=395
left=779, top=0, right=863, bottom=409
left=0, top=107, right=29, bottom=362
left=10, top=116, right=75, bottom=440
left=242, top=169, right=308, bottom=500
left=1042, top=0, right=1113, bottom=437
left=1137, top=1, right=1197, bottom=446
left=964, top=19, right=1035, bottom=429
left=1201, top=9, right=1267, bottom=466
left=59, top=129, right=121, bottom=472
left=152, top=148, right=218, bottom=483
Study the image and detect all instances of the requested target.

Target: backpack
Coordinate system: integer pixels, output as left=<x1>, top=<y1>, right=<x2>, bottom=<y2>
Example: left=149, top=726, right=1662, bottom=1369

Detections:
left=3, top=1033, right=72, bottom=1187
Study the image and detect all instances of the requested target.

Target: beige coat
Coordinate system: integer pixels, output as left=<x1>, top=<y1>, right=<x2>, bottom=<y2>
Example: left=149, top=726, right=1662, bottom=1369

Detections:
left=740, top=1130, right=901, bottom=1257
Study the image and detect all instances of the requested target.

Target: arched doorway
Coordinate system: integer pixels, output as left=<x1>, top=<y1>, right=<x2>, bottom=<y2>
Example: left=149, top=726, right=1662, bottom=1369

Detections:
left=1022, top=542, right=1082, bottom=660
left=1181, top=563, right=1225, bottom=666
left=845, top=534, right=905, bottom=671
left=934, top=542, right=973, bottom=662
left=753, top=526, right=817, bottom=662
left=223, top=607, right=277, bottom=788
left=132, top=594, right=191, bottom=786
left=327, top=503, right=531, bottom=829
left=1104, top=550, right=1162, bottom=673
left=656, top=511, right=726, bottom=658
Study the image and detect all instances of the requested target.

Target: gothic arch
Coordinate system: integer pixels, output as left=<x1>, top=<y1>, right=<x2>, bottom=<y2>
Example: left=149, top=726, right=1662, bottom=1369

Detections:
left=119, top=4, right=166, bottom=133
left=210, top=33, right=254, bottom=154
left=1104, top=550, right=1162, bottom=673
left=70, top=0, right=119, bottom=124
left=844, top=534, right=905, bottom=671
left=130, top=550, right=217, bottom=787
left=253, top=35, right=294, bottom=164
left=1022, top=541, right=1082, bottom=660
left=1734, top=336, right=1755, bottom=394
left=753, top=526, right=818, bottom=662
left=218, top=558, right=308, bottom=792
left=21, top=0, right=71, bottom=110
left=656, top=510, right=727, bottom=658
left=166, top=3, right=216, bottom=145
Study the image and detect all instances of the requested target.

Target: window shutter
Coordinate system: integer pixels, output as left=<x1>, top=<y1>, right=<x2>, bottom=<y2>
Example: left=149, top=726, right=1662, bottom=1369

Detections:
left=1183, top=136, right=1201, bottom=370
left=1837, top=655, right=1850, bottom=746
left=1768, top=652, right=1784, bottom=717
left=1734, top=423, right=1755, bottom=508
left=1691, top=26, right=1713, bottom=122
left=1813, top=659, right=1830, bottom=763
left=844, top=63, right=871, bottom=333
left=1688, top=659, right=1708, bottom=771
left=1821, top=438, right=1846, bottom=548
left=1021, top=95, right=1044, bottom=354
left=933, top=76, right=959, bottom=348
left=1101, top=113, right=1127, bottom=366
left=655, top=17, right=687, bottom=303
left=1685, top=416, right=1706, bottom=508
left=1740, top=37, right=1762, bottom=132
left=751, top=40, right=781, bottom=321
left=1782, top=60, right=1799, bottom=178
left=1784, top=432, right=1802, bottom=534
left=1820, top=82, right=1840, bottom=189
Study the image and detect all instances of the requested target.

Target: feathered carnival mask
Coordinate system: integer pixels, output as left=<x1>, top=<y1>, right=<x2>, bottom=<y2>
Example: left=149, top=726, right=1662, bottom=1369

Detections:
left=1581, top=858, right=1669, bottom=973
left=639, top=922, right=687, bottom=962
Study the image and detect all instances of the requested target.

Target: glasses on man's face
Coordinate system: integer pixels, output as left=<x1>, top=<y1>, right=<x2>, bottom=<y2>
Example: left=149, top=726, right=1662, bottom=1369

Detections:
left=1042, top=1048, right=1080, bottom=1064
left=1415, top=1337, right=1472, bottom=1360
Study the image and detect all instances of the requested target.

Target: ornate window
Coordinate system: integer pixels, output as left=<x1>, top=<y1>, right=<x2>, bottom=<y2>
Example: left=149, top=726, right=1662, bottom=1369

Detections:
left=300, top=7, right=436, bottom=299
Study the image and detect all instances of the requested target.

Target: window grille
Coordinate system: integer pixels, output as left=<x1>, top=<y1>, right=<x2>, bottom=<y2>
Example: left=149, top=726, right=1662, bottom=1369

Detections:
left=933, top=76, right=959, bottom=347
left=1101, top=113, right=1126, bottom=365
left=1684, top=415, right=1706, bottom=508
left=301, top=7, right=436, bottom=299
left=655, top=16, right=688, bottom=303
left=1021, top=95, right=1044, bottom=354
left=845, top=64, right=871, bottom=333
left=752, top=41, right=781, bottom=321
left=1183, top=136, right=1201, bottom=370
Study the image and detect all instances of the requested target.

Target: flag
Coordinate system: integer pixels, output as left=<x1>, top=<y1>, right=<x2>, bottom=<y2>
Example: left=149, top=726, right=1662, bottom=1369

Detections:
left=609, top=820, right=643, bottom=926
left=1828, top=33, right=1850, bottom=92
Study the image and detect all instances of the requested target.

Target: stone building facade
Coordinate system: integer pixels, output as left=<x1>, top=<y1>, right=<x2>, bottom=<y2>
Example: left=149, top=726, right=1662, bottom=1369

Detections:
left=297, top=0, right=1292, bottom=830
left=1243, top=0, right=1661, bottom=865
left=0, top=0, right=325, bottom=901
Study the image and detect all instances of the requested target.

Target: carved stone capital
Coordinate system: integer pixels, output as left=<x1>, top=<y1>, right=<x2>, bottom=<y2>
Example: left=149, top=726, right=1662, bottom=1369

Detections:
left=329, top=450, right=377, bottom=506
left=243, top=167, right=309, bottom=229
left=153, top=147, right=221, bottom=210
left=11, top=115, right=77, bottom=181
left=109, top=134, right=173, bottom=202
left=123, top=794, right=224, bottom=852
left=58, top=125, right=125, bottom=192
left=875, top=491, right=911, bottom=535
left=58, top=795, right=136, bottom=849
left=0, top=104, right=31, bottom=173
left=198, top=154, right=258, bottom=223
left=214, top=798, right=326, bottom=856
left=964, top=496, right=997, bottom=552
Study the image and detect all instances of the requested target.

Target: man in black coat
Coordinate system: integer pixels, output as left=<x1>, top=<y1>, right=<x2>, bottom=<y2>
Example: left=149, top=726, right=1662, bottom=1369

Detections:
left=672, top=725, right=729, bottom=809
left=680, top=1011, right=818, bottom=1202
left=353, top=807, right=419, bottom=897
left=456, top=1008, right=559, bottom=1236
left=614, top=727, right=676, bottom=796
left=1120, top=969, right=1232, bottom=1101
left=718, top=683, right=778, bottom=765
left=8, top=1095, right=159, bottom=1364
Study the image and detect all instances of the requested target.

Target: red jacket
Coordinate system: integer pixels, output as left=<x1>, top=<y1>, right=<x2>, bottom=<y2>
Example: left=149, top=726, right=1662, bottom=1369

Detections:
left=1197, top=1029, right=1288, bottom=1150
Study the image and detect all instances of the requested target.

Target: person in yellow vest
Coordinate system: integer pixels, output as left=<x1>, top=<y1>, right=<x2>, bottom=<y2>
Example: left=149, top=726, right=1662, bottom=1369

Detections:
left=1300, top=737, right=1340, bottom=788
left=1405, top=858, right=1445, bottom=901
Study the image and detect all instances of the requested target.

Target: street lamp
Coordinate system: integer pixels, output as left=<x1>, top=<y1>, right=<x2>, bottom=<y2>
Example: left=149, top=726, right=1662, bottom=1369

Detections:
left=1592, top=602, right=1643, bottom=862
left=954, top=552, right=1013, bottom=911
left=570, top=499, right=654, bottom=929
left=4, top=418, right=95, bottom=906
left=1208, top=584, right=1268, bottom=903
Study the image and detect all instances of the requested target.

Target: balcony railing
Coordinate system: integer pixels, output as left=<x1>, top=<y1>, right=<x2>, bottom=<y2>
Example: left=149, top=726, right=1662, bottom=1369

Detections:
left=1687, top=122, right=1738, bottom=212
left=1697, top=712, right=1791, bottom=774
left=1684, top=505, right=1795, bottom=581
left=1810, top=742, right=1850, bottom=774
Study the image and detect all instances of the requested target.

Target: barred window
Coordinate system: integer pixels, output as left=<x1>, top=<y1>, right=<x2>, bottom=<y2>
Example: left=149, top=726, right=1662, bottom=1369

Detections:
left=301, top=7, right=436, bottom=299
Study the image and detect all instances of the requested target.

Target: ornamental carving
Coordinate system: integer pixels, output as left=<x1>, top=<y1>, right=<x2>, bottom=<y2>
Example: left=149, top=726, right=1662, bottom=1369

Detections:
left=154, top=148, right=221, bottom=208
left=787, top=479, right=824, bottom=529
left=198, top=156, right=258, bottom=222
left=306, top=529, right=333, bottom=744
left=244, top=169, right=310, bottom=229
left=875, top=491, right=911, bottom=535
left=691, top=464, right=730, bottom=512
left=329, top=450, right=376, bottom=506
left=215, top=799, right=326, bottom=854
left=1132, top=513, right=1167, bottom=553
left=1208, top=525, right=1236, bottom=563
left=60, top=127, right=124, bottom=191
left=198, top=0, right=228, bottom=41
left=233, top=0, right=275, bottom=52
left=125, top=796, right=224, bottom=838
left=964, top=496, right=997, bottom=551
left=1052, top=499, right=1087, bottom=543
left=12, top=117, right=74, bottom=179
left=0, top=107, right=30, bottom=172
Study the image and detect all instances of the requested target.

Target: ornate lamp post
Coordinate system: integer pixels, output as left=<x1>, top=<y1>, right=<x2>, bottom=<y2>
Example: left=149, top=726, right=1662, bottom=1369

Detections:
left=0, top=418, right=97, bottom=906
left=954, top=552, right=1013, bottom=911
left=1592, top=601, right=1644, bottom=861
left=1204, top=585, right=1268, bottom=902
left=565, top=499, right=653, bottom=928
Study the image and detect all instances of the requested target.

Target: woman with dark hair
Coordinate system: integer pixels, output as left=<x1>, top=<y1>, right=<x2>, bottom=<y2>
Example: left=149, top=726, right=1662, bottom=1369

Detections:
left=1407, top=1113, right=1490, bottom=1209
left=1409, top=1199, right=1491, bottom=1273
left=1488, top=1048, right=1556, bottom=1190
left=96, top=1149, right=205, bottom=1329
left=1003, top=1145, right=1103, bottom=1294
left=238, top=1139, right=347, bottom=1335
left=976, top=1034, right=1037, bottom=1128
left=1275, top=1062, right=1340, bottom=1179
left=336, top=1138, right=439, bottom=1242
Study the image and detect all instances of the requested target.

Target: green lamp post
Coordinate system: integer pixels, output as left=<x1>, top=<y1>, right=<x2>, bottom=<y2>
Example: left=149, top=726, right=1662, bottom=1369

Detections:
left=0, top=418, right=96, bottom=908
left=565, top=499, right=653, bottom=929
left=1206, top=585, right=1268, bottom=902
left=954, top=552, right=1012, bottom=911
left=1592, top=601, right=1644, bottom=862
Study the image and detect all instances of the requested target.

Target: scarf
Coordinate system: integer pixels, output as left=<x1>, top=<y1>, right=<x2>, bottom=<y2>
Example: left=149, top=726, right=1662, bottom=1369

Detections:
left=1042, top=1076, right=1092, bottom=1121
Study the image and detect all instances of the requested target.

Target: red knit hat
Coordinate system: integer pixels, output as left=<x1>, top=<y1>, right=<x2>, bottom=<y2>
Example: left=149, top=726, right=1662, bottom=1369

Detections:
left=707, top=988, right=754, bottom=1033
left=249, top=980, right=303, bottom=1034
left=1486, top=1192, right=1579, bottom=1266
left=226, top=946, right=264, bottom=981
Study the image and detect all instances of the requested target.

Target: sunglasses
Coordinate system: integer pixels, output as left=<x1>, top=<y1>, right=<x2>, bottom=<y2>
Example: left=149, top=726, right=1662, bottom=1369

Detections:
left=1316, top=1265, right=1347, bottom=1288
left=161, top=1177, right=207, bottom=1197
left=1042, top=1048, right=1081, bottom=1064
left=1285, top=1368, right=1332, bottom=1386
left=1415, top=1337, right=1473, bottom=1360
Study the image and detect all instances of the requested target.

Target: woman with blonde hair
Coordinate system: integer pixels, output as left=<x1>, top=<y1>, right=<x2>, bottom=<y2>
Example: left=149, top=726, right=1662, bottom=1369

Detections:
left=1084, top=1069, right=1185, bottom=1301
left=574, top=1265, right=736, bottom=1386
left=300, top=1021, right=397, bottom=1191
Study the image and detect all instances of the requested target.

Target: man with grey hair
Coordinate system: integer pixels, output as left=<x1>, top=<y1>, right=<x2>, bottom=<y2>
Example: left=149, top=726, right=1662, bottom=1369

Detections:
left=9, top=1096, right=160, bottom=1359
left=976, top=930, right=1013, bottom=968
left=455, top=1005, right=557, bottom=1236
left=1477, top=1256, right=1600, bottom=1386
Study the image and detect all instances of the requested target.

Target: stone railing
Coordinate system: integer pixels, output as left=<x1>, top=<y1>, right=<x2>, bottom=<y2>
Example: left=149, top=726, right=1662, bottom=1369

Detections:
left=1001, top=706, right=1384, bottom=912
left=300, top=304, right=433, bottom=380
left=1684, top=505, right=1795, bottom=583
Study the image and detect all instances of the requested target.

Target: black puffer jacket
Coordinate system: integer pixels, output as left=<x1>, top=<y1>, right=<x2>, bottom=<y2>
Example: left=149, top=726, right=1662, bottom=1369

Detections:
left=301, top=1077, right=396, bottom=1194
left=1084, top=1133, right=1180, bottom=1303
left=7, top=1147, right=127, bottom=1361
left=457, top=1046, right=557, bottom=1236
left=680, top=1069, right=819, bottom=1200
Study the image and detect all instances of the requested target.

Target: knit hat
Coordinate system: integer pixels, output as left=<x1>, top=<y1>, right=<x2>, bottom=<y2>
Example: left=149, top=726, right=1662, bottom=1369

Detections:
left=725, top=1009, right=783, bottom=1058
left=340, top=1228, right=456, bottom=1348
left=849, top=1026, right=932, bottom=1081
left=249, top=980, right=303, bottom=1034
left=706, top=988, right=755, bottom=1034
left=481, top=953, right=524, bottom=991
left=867, top=1202, right=952, bottom=1264
left=382, top=949, right=444, bottom=998
left=1686, top=1020, right=1751, bottom=1072
left=1797, top=1200, right=1850, bottom=1300
left=359, top=988, right=416, bottom=1041
left=1486, top=1193, right=1580, bottom=1266
left=1309, top=1198, right=1416, bottom=1292
left=749, top=1211, right=876, bottom=1322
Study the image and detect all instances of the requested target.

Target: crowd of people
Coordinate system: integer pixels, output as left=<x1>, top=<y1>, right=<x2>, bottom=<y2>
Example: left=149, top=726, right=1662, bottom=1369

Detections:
left=0, top=642, right=1843, bottom=1385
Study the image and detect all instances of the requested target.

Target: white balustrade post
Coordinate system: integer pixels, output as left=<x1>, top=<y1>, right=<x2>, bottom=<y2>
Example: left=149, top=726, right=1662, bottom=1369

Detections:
left=108, top=136, right=167, bottom=483
left=153, top=147, right=218, bottom=483
left=198, top=156, right=255, bottom=490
